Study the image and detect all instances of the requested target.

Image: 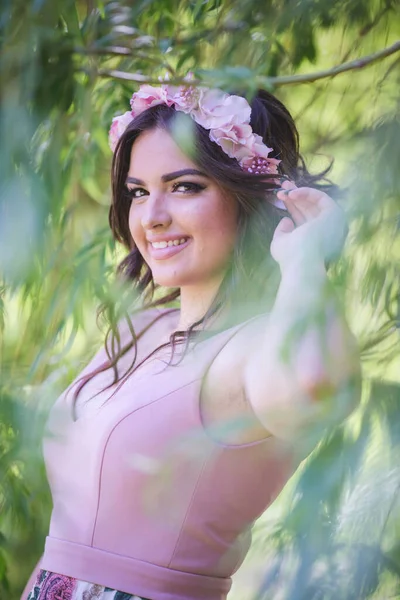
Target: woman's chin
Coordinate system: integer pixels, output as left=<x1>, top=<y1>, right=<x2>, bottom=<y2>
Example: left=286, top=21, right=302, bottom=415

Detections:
left=151, top=265, right=225, bottom=290
left=152, top=272, right=190, bottom=289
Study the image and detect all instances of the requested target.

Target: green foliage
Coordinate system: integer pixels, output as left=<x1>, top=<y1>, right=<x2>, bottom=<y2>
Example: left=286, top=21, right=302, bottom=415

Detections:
left=0, top=0, right=399, bottom=598
left=245, top=381, right=400, bottom=599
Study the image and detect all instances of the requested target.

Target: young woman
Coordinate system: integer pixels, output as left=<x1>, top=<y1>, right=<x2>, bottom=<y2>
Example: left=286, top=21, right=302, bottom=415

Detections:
left=23, top=82, right=360, bottom=600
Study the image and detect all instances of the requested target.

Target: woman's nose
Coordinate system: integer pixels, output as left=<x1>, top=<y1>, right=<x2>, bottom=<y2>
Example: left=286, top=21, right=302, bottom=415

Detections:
left=141, top=194, right=172, bottom=230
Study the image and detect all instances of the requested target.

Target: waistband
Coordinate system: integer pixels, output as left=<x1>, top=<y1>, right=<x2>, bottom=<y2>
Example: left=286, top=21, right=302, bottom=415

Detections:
left=41, top=537, right=232, bottom=600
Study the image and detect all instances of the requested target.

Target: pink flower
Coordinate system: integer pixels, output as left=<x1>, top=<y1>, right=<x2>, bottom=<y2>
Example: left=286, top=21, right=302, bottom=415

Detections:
left=167, top=72, right=202, bottom=113
left=209, top=123, right=254, bottom=161
left=37, top=572, right=76, bottom=600
left=169, top=85, right=202, bottom=113
left=192, top=89, right=251, bottom=130
left=250, top=133, right=274, bottom=160
left=130, top=84, right=172, bottom=115
left=239, top=133, right=280, bottom=176
left=108, top=111, right=134, bottom=151
left=240, top=155, right=281, bottom=176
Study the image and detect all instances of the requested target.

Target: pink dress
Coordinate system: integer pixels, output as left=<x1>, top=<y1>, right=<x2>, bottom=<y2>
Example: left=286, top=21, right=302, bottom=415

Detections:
left=23, top=308, right=293, bottom=600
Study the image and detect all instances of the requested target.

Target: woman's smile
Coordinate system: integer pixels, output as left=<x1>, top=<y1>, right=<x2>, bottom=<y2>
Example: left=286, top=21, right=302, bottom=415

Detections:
left=146, top=236, right=191, bottom=260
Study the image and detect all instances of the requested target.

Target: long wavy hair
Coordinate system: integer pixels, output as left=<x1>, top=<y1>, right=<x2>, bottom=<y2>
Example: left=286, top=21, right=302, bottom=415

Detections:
left=71, top=88, right=336, bottom=412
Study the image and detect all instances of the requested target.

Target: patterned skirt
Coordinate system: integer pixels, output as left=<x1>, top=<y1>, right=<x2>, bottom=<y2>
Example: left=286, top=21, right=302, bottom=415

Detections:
left=26, top=570, right=151, bottom=600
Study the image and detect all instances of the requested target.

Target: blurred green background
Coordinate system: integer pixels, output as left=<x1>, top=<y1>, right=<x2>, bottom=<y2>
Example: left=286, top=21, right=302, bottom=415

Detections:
left=0, top=1, right=399, bottom=599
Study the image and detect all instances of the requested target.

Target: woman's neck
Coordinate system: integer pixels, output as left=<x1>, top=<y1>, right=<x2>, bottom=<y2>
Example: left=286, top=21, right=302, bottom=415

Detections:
left=176, top=278, right=224, bottom=331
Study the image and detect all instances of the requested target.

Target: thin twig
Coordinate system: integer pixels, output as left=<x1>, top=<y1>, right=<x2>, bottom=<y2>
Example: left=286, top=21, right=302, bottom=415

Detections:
left=340, top=6, right=391, bottom=64
left=96, top=69, right=168, bottom=84
left=377, top=55, right=400, bottom=88
left=74, top=46, right=162, bottom=65
left=75, top=46, right=147, bottom=56
left=295, top=8, right=391, bottom=121
left=86, top=0, right=94, bottom=19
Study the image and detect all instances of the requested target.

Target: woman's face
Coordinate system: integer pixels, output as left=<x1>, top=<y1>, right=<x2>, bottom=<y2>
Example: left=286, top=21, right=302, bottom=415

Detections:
left=127, top=127, right=238, bottom=289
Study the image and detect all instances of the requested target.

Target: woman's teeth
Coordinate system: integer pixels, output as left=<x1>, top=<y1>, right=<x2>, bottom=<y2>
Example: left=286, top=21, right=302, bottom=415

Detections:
left=151, top=238, right=187, bottom=249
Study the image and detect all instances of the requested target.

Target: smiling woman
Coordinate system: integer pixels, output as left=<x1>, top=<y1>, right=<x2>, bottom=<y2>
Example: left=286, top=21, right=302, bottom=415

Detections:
left=22, top=82, right=360, bottom=600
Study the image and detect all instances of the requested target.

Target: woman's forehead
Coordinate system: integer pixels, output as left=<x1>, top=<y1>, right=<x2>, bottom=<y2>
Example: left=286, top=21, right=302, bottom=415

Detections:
left=128, top=128, right=198, bottom=179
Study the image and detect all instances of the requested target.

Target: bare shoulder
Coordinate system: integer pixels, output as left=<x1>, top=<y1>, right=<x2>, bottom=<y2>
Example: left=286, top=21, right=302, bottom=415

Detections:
left=200, top=314, right=272, bottom=445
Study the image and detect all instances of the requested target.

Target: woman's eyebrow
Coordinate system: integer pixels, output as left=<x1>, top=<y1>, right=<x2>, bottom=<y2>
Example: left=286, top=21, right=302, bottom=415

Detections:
left=126, top=176, right=144, bottom=185
left=162, top=169, right=208, bottom=182
left=125, top=169, right=208, bottom=186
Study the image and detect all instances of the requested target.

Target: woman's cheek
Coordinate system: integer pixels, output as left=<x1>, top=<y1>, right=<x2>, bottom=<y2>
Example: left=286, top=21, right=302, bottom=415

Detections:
left=128, top=207, right=140, bottom=243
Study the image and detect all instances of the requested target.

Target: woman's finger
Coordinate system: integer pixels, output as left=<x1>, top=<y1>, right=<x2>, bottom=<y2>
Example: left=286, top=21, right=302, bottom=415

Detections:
left=286, top=195, right=321, bottom=219
left=286, top=187, right=334, bottom=210
left=280, top=196, right=307, bottom=226
left=277, top=188, right=316, bottom=224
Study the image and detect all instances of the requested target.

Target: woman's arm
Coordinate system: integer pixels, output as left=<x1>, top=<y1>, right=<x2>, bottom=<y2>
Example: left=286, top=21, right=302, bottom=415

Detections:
left=244, top=183, right=361, bottom=443
left=244, top=260, right=361, bottom=442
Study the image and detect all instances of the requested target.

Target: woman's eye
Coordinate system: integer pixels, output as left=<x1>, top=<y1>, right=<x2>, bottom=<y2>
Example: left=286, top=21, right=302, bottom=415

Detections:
left=172, top=182, right=206, bottom=194
left=126, top=187, right=147, bottom=199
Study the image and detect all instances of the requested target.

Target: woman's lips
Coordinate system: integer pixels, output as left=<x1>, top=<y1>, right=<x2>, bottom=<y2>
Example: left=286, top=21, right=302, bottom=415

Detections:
left=147, top=238, right=191, bottom=260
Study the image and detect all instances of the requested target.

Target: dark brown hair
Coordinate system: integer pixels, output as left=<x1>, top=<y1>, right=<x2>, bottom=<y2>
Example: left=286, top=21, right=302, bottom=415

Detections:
left=71, top=89, right=336, bottom=413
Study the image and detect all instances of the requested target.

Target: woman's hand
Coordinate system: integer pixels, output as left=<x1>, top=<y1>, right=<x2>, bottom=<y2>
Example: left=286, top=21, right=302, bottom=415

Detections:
left=271, top=180, right=348, bottom=270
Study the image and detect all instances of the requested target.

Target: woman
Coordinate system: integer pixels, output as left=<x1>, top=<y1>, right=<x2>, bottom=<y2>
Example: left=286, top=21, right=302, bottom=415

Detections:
left=23, top=81, right=360, bottom=600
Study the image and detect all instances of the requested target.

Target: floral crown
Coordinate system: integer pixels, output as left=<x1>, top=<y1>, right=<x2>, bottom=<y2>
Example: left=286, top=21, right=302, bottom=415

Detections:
left=108, top=78, right=281, bottom=177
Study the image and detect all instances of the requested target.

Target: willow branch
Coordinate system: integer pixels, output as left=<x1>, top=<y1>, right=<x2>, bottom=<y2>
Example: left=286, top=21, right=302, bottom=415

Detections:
left=95, top=69, right=170, bottom=84
left=339, top=6, right=391, bottom=64
left=74, top=46, right=162, bottom=66
left=75, top=46, right=143, bottom=56
left=93, top=41, right=400, bottom=87
left=377, top=56, right=400, bottom=88
left=265, top=41, right=400, bottom=87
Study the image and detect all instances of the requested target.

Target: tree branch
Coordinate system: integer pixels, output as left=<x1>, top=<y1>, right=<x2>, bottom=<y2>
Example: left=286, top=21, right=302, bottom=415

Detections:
left=92, top=41, right=400, bottom=88
left=94, top=68, right=193, bottom=85
left=265, top=41, right=400, bottom=87
left=74, top=46, right=163, bottom=66
left=75, top=46, right=141, bottom=56
left=95, top=69, right=170, bottom=84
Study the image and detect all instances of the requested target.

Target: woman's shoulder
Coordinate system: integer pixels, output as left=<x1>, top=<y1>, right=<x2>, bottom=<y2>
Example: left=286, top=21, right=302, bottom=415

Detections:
left=213, top=311, right=270, bottom=339
left=201, top=311, right=270, bottom=375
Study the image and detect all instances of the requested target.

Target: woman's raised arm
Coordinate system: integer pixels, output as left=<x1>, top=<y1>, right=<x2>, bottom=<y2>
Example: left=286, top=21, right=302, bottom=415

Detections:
left=243, top=183, right=361, bottom=443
